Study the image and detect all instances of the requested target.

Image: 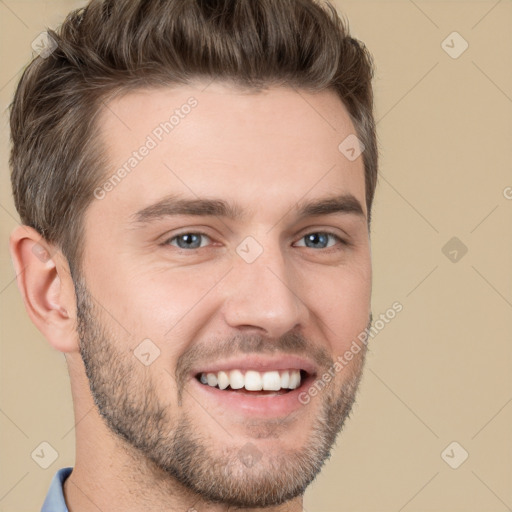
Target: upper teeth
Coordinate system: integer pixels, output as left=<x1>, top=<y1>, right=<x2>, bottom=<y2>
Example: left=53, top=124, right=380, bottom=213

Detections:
left=199, top=369, right=302, bottom=391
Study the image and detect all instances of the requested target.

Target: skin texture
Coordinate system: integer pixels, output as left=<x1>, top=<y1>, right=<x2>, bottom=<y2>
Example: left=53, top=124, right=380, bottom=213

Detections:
left=9, top=81, right=372, bottom=512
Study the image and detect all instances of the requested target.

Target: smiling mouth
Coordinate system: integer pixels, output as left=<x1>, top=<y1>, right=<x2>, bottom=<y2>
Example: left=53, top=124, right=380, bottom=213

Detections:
left=195, top=369, right=310, bottom=395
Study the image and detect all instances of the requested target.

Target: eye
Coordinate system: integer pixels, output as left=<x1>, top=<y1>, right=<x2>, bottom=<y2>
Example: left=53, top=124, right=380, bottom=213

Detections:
left=294, top=232, right=345, bottom=250
left=165, top=232, right=212, bottom=249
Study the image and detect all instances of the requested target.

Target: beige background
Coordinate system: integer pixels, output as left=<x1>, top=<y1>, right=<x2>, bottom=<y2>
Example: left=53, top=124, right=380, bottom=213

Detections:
left=1, top=1, right=511, bottom=511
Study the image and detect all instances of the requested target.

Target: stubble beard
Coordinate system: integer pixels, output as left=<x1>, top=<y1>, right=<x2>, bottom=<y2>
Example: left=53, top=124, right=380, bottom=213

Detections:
left=74, top=277, right=367, bottom=508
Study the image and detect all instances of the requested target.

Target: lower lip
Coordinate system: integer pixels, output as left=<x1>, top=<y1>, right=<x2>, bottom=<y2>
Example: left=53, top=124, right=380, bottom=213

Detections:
left=190, top=373, right=316, bottom=418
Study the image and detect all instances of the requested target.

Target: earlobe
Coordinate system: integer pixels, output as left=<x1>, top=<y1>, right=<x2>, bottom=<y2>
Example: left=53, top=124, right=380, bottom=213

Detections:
left=8, top=225, right=79, bottom=353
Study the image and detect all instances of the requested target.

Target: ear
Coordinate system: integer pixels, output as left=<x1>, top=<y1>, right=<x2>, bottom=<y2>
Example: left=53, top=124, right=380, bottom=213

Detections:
left=9, top=225, right=79, bottom=353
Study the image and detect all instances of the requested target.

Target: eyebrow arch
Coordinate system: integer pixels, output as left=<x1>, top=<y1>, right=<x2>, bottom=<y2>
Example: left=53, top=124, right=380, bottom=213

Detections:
left=294, top=194, right=365, bottom=221
left=131, top=194, right=244, bottom=224
left=130, top=193, right=366, bottom=225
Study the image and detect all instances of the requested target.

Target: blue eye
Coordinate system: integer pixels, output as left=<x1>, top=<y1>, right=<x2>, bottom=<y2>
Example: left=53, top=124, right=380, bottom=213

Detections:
left=163, top=231, right=345, bottom=251
left=295, top=232, right=343, bottom=249
left=167, top=232, right=211, bottom=249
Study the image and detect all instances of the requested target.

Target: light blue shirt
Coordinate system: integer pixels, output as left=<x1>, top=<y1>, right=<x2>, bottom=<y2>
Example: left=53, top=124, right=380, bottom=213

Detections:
left=41, top=467, right=72, bottom=512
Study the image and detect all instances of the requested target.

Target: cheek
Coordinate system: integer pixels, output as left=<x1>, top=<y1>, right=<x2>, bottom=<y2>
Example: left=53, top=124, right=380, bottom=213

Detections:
left=117, top=265, right=226, bottom=340
left=304, top=260, right=371, bottom=349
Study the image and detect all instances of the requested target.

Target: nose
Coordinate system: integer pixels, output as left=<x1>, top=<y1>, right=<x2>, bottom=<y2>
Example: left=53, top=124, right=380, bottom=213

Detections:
left=220, top=242, right=308, bottom=339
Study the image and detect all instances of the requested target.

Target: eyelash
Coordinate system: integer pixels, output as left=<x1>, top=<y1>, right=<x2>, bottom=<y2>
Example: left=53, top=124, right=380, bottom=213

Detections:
left=161, top=231, right=348, bottom=251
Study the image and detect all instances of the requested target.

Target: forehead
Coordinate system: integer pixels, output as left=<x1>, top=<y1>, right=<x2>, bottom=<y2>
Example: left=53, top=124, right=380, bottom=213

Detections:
left=94, top=82, right=366, bottom=221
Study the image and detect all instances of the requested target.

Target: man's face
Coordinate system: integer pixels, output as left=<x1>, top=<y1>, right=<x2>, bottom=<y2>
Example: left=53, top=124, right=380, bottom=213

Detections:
left=75, top=82, right=372, bottom=507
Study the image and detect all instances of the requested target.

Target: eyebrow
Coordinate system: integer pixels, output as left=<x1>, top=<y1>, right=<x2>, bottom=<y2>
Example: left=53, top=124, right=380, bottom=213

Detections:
left=130, top=193, right=366, bottom=225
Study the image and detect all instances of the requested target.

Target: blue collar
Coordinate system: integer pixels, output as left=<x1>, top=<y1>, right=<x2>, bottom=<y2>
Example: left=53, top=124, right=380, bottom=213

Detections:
left=41, top=467, right=72, bottom=511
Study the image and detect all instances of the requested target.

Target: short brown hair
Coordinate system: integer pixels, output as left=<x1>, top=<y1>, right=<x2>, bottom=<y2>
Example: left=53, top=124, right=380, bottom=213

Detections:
left=10, top=0, right=377, bottom=278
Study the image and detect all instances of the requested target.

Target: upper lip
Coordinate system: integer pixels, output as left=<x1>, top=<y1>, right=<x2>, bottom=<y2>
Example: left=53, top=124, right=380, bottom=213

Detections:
left=191, top=355, right=318, bottom=378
